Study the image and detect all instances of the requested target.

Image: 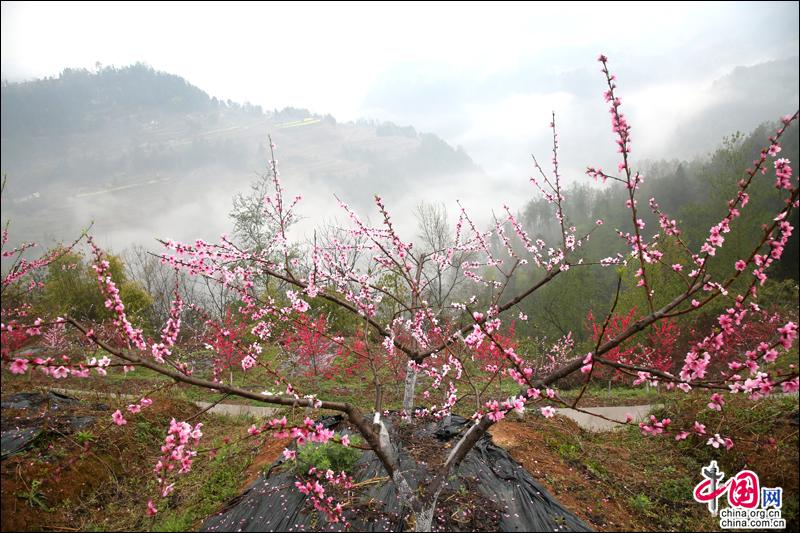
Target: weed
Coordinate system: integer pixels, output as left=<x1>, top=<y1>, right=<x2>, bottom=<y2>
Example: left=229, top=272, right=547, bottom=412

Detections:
left=628, top=494, right=654, bottom=516
left=75, top=430, right=96, bottom=445
left=15, top=479, right=50, bottom=511
left=556, top=442, right=581, bottom=462
left=658, top=476, right=693, bottom=504
left=584, top=459, right=607, bottom=479
left=135, top=420, right=163, bottom=444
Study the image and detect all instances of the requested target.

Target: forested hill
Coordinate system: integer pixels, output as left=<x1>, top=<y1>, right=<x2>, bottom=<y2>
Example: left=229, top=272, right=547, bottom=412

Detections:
left=1, top=63, right=225, bottom=136
left=664, top=57, right=799, bottom=157
left=0, top=64, right=483, bottom=246
left=512, top=123, right=799, bottom=342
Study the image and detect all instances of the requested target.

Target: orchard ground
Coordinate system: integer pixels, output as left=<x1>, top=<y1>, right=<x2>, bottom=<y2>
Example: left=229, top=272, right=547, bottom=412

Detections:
left=2, top=368, right=797, bottom=532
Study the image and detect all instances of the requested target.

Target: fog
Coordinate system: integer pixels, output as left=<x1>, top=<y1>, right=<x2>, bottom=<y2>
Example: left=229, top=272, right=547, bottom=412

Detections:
left=1, top=1, right=798, bottom=251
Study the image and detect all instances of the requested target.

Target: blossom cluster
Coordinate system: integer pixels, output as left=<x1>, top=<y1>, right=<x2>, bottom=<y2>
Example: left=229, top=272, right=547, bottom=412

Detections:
left=295, top=466, right=354, bottom=525
left=148, top=418, right=204, bottom=515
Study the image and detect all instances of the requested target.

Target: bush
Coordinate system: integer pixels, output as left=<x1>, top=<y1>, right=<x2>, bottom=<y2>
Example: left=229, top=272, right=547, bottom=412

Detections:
left=294, top=434, right=363, bottom=474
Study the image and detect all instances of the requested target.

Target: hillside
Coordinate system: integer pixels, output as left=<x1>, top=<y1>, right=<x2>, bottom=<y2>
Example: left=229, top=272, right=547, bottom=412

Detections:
left=0, top=64, right=485, bottom=247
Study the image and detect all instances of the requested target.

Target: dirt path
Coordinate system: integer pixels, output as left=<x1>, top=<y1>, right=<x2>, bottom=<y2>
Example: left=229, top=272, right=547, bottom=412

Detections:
left=51, top=387, right=660, bottom=430
left=50, top=388, right=277, bottom=418
left=555, top=404, right=659, bottom=431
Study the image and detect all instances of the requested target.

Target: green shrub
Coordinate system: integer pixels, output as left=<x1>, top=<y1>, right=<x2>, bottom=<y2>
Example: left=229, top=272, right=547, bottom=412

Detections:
left=294, top=434, right=363, bottom=474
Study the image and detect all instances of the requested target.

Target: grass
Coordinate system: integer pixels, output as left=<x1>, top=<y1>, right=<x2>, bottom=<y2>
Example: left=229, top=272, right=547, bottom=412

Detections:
left=103, top=365, right=164, bottom=384
left=74, top=430, right=96, bottom=445
left=522, top=391, right=798, bottom=531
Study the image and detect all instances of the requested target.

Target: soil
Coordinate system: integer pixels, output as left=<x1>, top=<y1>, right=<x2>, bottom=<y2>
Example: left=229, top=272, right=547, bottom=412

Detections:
left=393, top=415, right=452, bottom=472
left=342, top=474, right=504, bottom=532
left=238, top=436, right=292, bottom=491
left=1, top=397, right=118, bottom=531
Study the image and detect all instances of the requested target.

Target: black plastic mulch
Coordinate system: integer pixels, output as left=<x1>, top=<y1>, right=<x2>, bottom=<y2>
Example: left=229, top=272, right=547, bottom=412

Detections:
left=1, top=391, right=97, bottom=459
left=202, top=414, right=592, bottom=532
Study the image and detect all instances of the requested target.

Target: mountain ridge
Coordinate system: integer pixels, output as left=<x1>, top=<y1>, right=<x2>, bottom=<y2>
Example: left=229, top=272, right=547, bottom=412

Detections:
left=1, top=63, right=486, bottom=249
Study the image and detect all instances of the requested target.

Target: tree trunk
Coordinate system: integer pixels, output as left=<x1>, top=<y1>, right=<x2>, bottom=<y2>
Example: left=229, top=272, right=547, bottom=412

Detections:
left=394, top=470, right=441, bottom=532
left=402, top=363, right=418, bottom=413
left=414, top=499, right=439, bottom=532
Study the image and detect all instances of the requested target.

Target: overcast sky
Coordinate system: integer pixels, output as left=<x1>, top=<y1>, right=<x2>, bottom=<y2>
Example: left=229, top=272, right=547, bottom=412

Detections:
left=2, top=1, right=799, bottom=242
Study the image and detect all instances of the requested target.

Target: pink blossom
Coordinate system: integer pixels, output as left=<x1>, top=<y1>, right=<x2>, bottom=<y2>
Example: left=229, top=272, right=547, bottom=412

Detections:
left=486, top=400, right=505, bottom=422
left=51, top=366, right=69, bottom=379
left=774, top=158, right=793, bottom=190
left=707, top=393, right=725, bottom=411
left=580, top=353, right=593, bottom=374
left=781, top=378, right=798, bottom=393
left=639, top=416, right=671, bottom=436
left=509, top=396, right=526, bottom=415
left=112, top=410, right=127, bottom=426
left=10, top=358, right=28, bottom=374
left=540, top=406, right=556, bottom=418
left=283, top=448, right=297, bottom=460
left=777, top=322, right=798, bottom=350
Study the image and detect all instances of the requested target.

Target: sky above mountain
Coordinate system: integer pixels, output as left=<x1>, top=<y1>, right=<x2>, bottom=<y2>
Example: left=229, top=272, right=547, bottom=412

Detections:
left=2, top=1, right=799, bottom=218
